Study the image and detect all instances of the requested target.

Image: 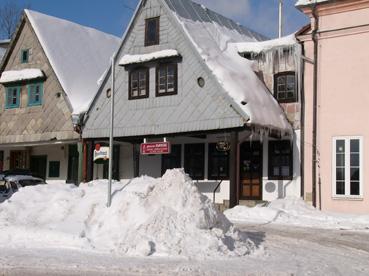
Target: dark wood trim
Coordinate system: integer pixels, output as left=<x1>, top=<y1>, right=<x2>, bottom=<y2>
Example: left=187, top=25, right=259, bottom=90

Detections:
left=273, top=71, right=298, bottom=103
left=155, top=63, right=178, bottom=97
left=268, top=140, right=293, bottom=181
left=128, top=67, right=150, bottom=100
left=145, top=17, right=160, bottom=47
left=229, top=132, right=238, bottom=208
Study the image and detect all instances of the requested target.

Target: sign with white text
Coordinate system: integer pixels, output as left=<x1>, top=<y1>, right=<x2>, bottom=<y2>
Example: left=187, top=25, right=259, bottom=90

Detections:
left=140, top=142, right=171, bottom=155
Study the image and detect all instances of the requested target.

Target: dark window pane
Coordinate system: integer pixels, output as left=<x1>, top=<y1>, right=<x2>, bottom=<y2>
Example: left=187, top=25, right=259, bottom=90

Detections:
left=268, top=141, right=293, bottom=179
left=145, top=17, right=159, bottom=46
left=336, top=181, right=345, bottom=195
left=336, top=140, right=345, bottom=153
left=350, top=168, right=360, bottom=181
left=350, top=139, right=360, bottom=153
left=156, top=64, right=177, bottom=96
left=350, top=153, right=359, bottom=167
left=184, top=144, right=205, bottom=180
left=336, top=154, right=345, bottom=167
left=336, top=168, right=345, bottom=181
left=162, top=145, right=182, bottom=176
left=208, top=143, right=229, bottom=180
left=49, top=161, right=60, bottom=178
left=350, top=182, right=360, bottom=196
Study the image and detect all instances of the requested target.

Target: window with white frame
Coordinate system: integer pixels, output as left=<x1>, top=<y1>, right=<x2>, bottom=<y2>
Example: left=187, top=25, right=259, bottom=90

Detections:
left=333, top=137, right=363, bottom=197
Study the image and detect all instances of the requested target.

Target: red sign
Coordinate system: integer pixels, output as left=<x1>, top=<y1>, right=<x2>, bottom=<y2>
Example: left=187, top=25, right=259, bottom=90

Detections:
left=140, top=142, right=171, bottom=155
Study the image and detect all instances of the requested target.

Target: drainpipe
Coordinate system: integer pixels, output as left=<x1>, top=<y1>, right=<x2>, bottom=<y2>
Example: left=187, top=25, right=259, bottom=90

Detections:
left=312, top=4, right=319, bottom=208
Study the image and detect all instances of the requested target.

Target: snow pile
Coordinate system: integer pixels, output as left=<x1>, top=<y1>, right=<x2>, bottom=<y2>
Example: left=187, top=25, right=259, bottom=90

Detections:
left=119, top=49, right=180, bottom=66
left=235, top=34, right=297, bottom=54
left=225, top=197, right=369, bottom=231
left=0, top=169, right=255, bottom=258
left=0, top=69, right=44, bottom=84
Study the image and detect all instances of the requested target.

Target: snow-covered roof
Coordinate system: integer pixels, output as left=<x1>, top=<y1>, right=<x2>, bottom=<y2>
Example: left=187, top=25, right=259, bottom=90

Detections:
left=235, top=34, right=297, bottom=54
left=119, top=49, right=180, bottom=66
left=25, top=10, right=121, bottom=114
left=0, top=48, right=6, bottom=62
left=164, top=0, right=291, bottom=132
left=0, top=68, right=44, bottom=84
left=295, top=0, right=331, bottom=7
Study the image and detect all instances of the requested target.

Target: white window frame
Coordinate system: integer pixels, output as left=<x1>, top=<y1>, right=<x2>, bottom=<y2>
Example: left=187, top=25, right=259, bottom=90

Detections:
left=332, top=136, right=364, bottom=199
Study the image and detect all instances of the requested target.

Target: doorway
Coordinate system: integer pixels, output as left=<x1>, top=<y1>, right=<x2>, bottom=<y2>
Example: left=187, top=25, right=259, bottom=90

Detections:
left=30, top=155, right=47, bottom=180
left=239, top=142, right=263, bottom=200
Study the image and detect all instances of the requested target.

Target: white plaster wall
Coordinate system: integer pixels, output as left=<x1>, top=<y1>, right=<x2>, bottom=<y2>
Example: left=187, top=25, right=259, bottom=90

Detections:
left=262, top=130, right=301, bottom=201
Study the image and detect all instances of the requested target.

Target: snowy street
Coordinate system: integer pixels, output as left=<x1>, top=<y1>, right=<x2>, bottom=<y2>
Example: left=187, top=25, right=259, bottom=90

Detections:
left=1, top=224, right=369, bottom=275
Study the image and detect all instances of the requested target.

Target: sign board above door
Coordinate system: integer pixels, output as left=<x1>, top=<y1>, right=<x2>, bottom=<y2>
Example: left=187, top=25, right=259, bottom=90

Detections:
left=140, top=142, right=171, bottom=155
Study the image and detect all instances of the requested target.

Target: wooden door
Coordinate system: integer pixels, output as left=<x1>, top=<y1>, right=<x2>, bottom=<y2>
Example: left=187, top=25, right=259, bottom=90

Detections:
left=10, top=151, right=29, bottom=170
left=30, top=155, right=47, bottom=180
left=240, top=142, right=262, bottom=200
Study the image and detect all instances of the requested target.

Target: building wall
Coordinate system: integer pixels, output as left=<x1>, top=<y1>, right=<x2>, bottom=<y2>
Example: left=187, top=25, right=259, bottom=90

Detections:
left=299, top=0, right=369, bottom=214
left=0, top=17, right=78, bottom=145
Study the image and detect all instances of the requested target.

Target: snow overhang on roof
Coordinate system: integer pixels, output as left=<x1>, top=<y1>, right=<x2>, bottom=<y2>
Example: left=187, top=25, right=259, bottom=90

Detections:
left=235, top=34, right=297, bottom=54
left=295, top=0, right=331, bottom=7
left=0, top=68, right=44, bottom=84
left=119, top=49, right=180, bottom=66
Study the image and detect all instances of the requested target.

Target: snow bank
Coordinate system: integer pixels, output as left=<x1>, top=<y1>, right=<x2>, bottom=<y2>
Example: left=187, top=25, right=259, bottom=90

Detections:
left=119, top=50, right=180, bottom=66
left=0, top=69, right=44, bottom=84
left=0, top=169, right=255, bottom=258
left=235, top=34, right=297, bottom=54
left=225, top=197, right=369, bottom=231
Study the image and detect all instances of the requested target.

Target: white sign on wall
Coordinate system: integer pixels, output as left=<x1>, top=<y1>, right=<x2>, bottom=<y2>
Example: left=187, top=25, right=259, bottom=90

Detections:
left=94, top=146, right=110, bottom=163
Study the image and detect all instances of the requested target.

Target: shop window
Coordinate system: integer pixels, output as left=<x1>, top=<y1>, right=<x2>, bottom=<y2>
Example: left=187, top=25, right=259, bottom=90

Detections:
left=161, top=144, right=182, bottom=175
left=208, top=143, right=229, bottom=180
left=156, top=63, right=177, bottom=96
left=145, top=17, right=160, bottom=46
left=0, top=151, right=3, bottom=172
left=5, top=86, right=21, bottom=109
left=129, top=68, right=149, bottom=99
left=274, top=72, right=297, bottom=103
left=268, top=141, right=293, bottom=180
left=333, top=137, right=362, bottom=197
left=48, top=161, right=60, bottom=178
left=184, top=144, right=205, bottom=180
left=28, top=82, right=43, bottom=106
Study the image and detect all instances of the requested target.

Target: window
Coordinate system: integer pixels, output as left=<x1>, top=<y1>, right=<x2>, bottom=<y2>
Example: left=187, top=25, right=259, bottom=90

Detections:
left=208, top=143, right=229, bottom=180
left=156, top=63, right=177, bottom=96
left=21, top=49, right=29, bottom=63
left=333, top=137, right=362, bottom=197
left=161, top=144, right=182, bottom=175
left=5, top=86, right=21, bottom=109
left=184, top=144, right=205, bottom=180
left=274, top=72, right=297, bottom=103
left=268, top=141, right=293, bottom=180
left=28, top=82, right=43, bottom=106
left=145, top=17, right=160, bottom=46
left=48, top=161, right=60, bottom=178
left=129, top=68, right=149, bottom=99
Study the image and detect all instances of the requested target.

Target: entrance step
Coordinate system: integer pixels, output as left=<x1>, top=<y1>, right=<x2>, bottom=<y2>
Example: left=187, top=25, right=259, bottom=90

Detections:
left=239, top=200, right=269, bottom=208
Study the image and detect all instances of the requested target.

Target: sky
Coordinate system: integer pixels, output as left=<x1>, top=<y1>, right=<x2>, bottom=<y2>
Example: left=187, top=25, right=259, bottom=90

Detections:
left=2, top=0, right=309, bottom=39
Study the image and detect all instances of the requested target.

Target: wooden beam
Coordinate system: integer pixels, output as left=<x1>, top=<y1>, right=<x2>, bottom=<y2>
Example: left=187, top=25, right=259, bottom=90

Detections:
left=229, top=131, right=238, bottom=208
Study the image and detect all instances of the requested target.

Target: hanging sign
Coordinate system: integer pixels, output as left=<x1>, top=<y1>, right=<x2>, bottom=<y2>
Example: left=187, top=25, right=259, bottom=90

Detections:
left=140, top=142, right=171, bottom=155
left=94, top=144, right=110, bottom=163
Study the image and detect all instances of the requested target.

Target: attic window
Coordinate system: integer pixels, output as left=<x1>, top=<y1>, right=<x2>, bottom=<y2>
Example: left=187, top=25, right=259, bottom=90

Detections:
left=21, top=49, right=29, bottom=63
left=129, top=68, right=149, bottom=100
left=145, top=17, right=160, bottom=46
left=274, top=72, right=297, bottom=103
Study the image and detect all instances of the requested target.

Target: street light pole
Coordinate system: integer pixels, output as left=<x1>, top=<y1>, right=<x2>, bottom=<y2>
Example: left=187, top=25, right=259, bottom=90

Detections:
left=279, top=0, right=284, bottom=38
left=107, top=53, right=116, bottom=207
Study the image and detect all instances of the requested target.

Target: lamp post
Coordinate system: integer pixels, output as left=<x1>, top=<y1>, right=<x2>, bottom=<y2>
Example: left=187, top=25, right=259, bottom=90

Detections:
left=279, top=0, right=284, bottom=38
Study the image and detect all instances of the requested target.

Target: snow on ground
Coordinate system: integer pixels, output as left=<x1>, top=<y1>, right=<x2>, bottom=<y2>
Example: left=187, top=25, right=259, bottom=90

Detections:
left=225, top=197, right=369, bottom=231
left=0, top=169, right=255, bottom=259
left=0, top=69, right=44, bottom=84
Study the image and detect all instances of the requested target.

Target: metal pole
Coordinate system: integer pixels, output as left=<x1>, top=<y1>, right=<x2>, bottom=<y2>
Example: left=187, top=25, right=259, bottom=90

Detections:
left=279, top=0, right=283, bottom=38
left=107, top=54, right=116, bottom=207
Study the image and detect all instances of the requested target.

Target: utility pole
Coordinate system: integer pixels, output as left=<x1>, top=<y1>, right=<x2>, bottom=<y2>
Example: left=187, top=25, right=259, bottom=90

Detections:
left=279, top=0, right=284, bottom=38
left=107, top=53, right=116, bottom=208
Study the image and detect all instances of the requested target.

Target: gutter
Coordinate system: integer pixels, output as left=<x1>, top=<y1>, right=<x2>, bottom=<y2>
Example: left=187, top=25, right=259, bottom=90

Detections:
left=312, top=3, right=319, bottom=208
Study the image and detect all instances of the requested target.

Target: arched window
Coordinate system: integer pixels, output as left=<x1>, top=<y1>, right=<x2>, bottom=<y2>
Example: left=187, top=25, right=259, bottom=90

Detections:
left=274, top=72, right=297, bottom=103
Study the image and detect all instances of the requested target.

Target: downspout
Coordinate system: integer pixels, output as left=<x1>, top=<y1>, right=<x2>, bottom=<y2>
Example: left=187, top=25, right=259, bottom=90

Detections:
left=300, top=43, right=305, bottom=199
left=312, top=4, right=319, bottom=208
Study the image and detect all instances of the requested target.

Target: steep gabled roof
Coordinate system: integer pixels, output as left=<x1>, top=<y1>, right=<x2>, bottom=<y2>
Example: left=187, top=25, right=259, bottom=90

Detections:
left=163, top=0, right=292, bottom=132
left=24, top=10, right=121, bottom=114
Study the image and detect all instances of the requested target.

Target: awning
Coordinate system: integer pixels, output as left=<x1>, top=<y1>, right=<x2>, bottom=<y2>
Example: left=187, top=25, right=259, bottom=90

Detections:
left=119, top=49, right=180, bottom=66
left=0, top=68, right=45, bottom=84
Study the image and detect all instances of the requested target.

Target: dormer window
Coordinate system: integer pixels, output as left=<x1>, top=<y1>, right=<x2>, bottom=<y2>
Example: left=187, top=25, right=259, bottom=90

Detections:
left=21, top=49, right=29, bottom=63
left=5, top=86, right=21, bottom=109
left=28, top=82, right=43, bottom=106
left=274, top=72, right=297, bottom=103
left=145, top=17, right=160, bottom=46
left=129, top=68, right=149, bottom=100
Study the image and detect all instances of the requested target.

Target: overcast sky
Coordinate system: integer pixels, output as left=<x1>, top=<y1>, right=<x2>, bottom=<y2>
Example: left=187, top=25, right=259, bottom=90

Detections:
left=6, top=0, right=309, bottom=39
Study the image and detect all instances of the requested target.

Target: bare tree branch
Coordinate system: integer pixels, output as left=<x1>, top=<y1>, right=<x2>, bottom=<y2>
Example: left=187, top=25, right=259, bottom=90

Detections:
left=0, top=1, right=23, bottom=39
